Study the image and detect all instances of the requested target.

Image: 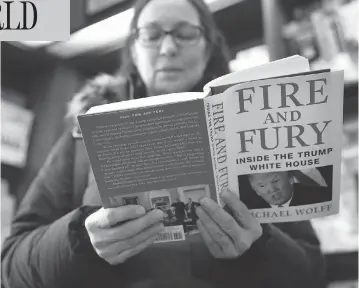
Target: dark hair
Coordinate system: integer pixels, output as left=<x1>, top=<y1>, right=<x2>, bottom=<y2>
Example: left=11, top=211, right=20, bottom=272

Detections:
left=119, top=0, right=231, bottom=97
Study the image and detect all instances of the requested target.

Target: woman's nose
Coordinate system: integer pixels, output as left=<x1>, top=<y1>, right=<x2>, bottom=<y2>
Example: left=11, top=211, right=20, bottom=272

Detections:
left=159, top=34, right=178, bottom=56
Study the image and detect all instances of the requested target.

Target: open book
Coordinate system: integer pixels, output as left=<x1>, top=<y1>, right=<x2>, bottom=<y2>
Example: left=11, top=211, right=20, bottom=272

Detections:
left=78, top=56, right=344, bottom=242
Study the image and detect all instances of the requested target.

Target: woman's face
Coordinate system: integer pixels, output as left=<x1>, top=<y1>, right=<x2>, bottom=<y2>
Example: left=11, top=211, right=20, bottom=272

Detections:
left=132, top=0, right=209, bottom=95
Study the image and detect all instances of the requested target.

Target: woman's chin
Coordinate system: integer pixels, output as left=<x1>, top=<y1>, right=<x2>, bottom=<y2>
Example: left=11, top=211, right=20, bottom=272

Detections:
left=155, top=80, right=193, bottom=95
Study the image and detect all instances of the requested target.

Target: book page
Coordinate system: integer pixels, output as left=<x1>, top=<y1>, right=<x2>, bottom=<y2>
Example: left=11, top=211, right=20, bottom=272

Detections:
left=222, top=70, right=343, bottom=223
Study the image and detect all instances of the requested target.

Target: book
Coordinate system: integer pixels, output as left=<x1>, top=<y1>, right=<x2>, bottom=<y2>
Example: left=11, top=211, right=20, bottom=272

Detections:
left=78, top=55, right=344, bottom=242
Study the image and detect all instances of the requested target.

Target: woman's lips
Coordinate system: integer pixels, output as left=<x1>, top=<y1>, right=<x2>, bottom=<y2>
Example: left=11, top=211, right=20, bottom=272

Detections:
left=157, top=68, right=182, bottom=73
left=156, top=68, right=183, bottom=78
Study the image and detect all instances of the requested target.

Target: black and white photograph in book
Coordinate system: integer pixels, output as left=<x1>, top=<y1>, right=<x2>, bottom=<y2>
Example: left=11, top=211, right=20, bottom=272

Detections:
left=238, top=166, right=333, bottom=209
left=117, top=184, right=210, bottom=240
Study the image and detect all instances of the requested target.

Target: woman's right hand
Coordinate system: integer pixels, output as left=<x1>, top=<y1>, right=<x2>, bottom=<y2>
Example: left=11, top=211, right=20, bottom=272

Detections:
left=85, top=206, right=164, bottom=265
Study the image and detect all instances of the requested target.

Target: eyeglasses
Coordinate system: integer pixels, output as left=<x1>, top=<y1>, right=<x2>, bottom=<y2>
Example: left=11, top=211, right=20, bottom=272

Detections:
left=133, top=23, right=204, bottom=47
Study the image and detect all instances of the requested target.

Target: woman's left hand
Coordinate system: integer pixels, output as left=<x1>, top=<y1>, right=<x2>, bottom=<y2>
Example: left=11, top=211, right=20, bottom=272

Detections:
left=196, top=189, right=262, bottom=259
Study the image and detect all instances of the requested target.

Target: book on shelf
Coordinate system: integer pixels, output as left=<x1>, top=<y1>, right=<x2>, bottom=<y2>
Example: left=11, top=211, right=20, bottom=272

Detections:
left=78, top=55, right=344, bottom=242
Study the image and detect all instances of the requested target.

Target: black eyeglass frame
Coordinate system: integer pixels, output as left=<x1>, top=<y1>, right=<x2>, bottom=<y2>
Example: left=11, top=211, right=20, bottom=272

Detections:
left=131, top=23, right=206, bottom=47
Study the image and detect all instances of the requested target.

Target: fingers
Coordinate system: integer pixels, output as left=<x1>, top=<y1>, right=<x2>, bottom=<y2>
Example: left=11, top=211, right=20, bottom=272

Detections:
left=196, top=207, right=237, bottom=257
left=197, top=220, right=222, bottom=258
left=85, top=205, right=146, bottom=230
left=106, top=234, right=159, bottom=265
left=199, top=197, right=232, bottom=224
left=128, top=221, right=164, bottom=247
left=106, top=209, right=164, bottom=240
left=221, top=190, right=263, bottom=252
left=87, top=209, right=164, bottom=265
left=199, top=197, right=244, bottom=240
left=196, top=191, right=263, bottom=260
left=220, top=189, right=255, bottom=229
left=98, top=222, right=164, bottom=257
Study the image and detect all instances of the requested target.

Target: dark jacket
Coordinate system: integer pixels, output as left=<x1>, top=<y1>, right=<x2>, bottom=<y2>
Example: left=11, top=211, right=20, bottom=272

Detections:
left=244, top=183, right=332, bottom=209
left=1, top=130, right=327, bottom=288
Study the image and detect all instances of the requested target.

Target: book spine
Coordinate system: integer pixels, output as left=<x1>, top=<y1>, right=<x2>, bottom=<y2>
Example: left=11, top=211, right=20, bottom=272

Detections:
left=204, top=96, right=228, bottom=204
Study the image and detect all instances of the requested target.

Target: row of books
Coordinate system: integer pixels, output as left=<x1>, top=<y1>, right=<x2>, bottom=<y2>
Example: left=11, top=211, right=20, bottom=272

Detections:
left=282, top=0, right=358, bottom=83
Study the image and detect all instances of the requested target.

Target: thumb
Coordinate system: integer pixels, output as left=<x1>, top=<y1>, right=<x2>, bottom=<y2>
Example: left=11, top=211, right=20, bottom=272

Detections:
left=85, top=205, right=146, bottom=230
left=220, top=189, right=254, bottom=229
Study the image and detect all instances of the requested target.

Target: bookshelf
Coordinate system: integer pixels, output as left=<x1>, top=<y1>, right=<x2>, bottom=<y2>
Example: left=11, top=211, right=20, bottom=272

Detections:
left=259, top=0, right=358, bottom=284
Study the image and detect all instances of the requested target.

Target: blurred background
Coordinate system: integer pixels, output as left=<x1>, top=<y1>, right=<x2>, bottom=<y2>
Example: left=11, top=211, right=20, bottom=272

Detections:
left=1, top=0, right=358, bottom=286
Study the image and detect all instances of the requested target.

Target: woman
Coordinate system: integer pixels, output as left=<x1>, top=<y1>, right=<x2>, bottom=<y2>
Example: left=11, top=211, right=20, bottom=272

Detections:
left=1, top=0, right=327, bottom=287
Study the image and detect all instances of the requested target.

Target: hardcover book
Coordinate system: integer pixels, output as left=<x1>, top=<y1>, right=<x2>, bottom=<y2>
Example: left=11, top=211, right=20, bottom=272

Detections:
left=78, top=55, right=344, bottom=242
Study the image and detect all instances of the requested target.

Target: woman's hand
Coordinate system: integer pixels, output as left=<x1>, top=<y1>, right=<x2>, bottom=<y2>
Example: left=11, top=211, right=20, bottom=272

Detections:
left=85, top=206, right=164, bottom=265
left=196, top=189, right=262, bottom=259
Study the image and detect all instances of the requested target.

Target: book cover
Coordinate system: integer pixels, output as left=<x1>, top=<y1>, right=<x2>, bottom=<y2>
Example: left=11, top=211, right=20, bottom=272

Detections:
left=78, top=96, right=215, bottom=242
left=205, top=70, right=343, bottom=223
